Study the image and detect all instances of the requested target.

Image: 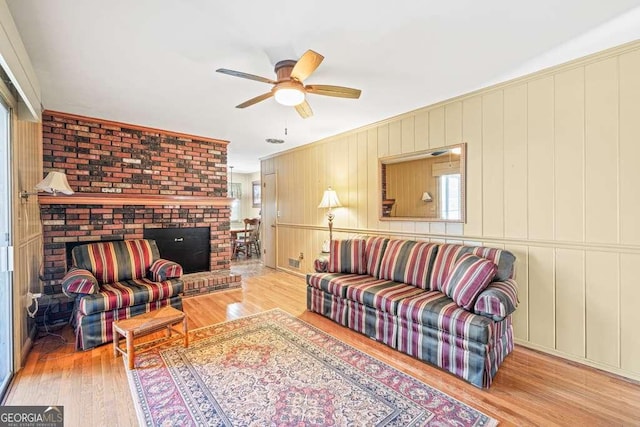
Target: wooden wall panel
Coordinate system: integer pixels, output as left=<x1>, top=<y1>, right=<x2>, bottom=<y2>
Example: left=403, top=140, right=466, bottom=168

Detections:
left=619, top=50, right=640, bottom=245
left=554, top=68, right=585, bottom=242
left=445, top=102, right=462, bottom=144
left=528, top=246, right=555, bottom=349
left=414, top=111, right=429, bottom=151
left=401, top=117, right=415, bottom=154
left=462, top=97, right=483, bottom=237
left=507, top=245, right=528, bottom=341
left=585, top=58, right=618, bottom=244
left=481, top=91, right=504, bottom=238
left=429, top=107, right=445, bottom=148
left=586, top=251, right=619, bottom=367
left=503, top=84, right=528, bottom=239
left=555, top=249, right=585, bottom=357
left=388, top=121, right=401, bottom=156
left=527, top=77, right=555, bottom=241
left=620, top=253, right=640, bottom=375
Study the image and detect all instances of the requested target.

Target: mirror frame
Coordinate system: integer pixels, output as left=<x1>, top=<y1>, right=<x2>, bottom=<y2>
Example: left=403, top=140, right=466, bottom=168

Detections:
left=378, top=143, right=467, bottom=222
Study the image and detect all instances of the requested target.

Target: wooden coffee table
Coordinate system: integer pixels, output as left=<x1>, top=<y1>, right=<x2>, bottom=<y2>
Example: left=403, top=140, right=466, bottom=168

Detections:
left=113, top=305, right=188, bottom=370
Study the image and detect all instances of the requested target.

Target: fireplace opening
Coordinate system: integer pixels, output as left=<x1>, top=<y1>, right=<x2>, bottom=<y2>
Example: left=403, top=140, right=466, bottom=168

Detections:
left=143, top=227, right=211, bottom=274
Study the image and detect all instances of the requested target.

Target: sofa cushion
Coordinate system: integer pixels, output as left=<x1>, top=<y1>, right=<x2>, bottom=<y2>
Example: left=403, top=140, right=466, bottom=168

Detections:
left=72, top=239, right=160, bottom=284
left=364, top=236, right=389, bottom=277
left=306, top=273, right=378, bottom=298
left=62, top=268, right=99, bottom=296
left=328, top=239, right=367, bottom=274
left=345, top=280, right=425, bottom=314
left=441, top=254, right=497, bottom=310
left=78, top=277, right=183, bottom=315
left=313, top=258, right=329, bottom=273
left=395, top=291, right=494, bottom=344
left=148, top=259, right=183, bottom=281
left=378, top=240, right=438, bottom=289
left=473, top=279, right=519, bottom=321
left=430, top=244, right=515, bottom=291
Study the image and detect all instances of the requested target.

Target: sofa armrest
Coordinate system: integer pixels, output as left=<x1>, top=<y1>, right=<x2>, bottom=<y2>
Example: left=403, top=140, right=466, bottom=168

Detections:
left=473, top=279, right=518, bottom=321
left=62, top=268, right=100, bottom=297
left=313, top=258, right=328, bottom=273
left=148, top=259, right=183, bottom=282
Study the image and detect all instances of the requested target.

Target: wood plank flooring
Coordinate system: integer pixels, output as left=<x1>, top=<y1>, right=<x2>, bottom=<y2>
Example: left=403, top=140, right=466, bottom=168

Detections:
left=4, top=262, right=640, bottom=426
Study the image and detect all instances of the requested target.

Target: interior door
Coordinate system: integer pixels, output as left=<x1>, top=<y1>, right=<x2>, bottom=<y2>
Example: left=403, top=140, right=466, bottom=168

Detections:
left=262, top=173, right=277, bottom=269
left=0, top=97, right=13, bottom=400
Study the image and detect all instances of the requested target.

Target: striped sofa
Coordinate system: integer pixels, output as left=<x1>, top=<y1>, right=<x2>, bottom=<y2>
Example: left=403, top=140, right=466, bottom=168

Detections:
left=61, top=239, right=184, bottom=350
left=307, top=237, right=518, bottom=388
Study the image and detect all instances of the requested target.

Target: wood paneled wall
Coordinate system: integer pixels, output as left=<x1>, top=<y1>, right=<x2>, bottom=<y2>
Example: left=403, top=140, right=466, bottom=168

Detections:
left=262, top=40, right=640, bottom=381
left=11, top=116, right=43, bottom=367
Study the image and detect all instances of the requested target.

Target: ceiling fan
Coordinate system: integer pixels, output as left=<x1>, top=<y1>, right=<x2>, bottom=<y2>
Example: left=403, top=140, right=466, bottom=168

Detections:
left=216, top=50, right=361, bottom=119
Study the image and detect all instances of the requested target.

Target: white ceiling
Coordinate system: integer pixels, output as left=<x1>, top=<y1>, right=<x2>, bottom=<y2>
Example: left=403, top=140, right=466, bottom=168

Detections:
left=7, top=0, right=640, bottom=173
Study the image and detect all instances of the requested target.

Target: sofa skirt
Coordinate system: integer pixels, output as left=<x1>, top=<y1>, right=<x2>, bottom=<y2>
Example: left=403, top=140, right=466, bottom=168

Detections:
left=74, top=295, right=183, bottom=350
left=347, top=300, right=396, bottom=347
left=307, top=287, right=348, bottom=326
left=396, top=316, right=513, bottom=388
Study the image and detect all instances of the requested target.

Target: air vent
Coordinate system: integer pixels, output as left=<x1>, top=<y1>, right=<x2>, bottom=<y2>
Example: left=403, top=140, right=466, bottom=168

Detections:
left=288, top=258, right=300, bottom=268
left=266, top=138, right=285, bottom=144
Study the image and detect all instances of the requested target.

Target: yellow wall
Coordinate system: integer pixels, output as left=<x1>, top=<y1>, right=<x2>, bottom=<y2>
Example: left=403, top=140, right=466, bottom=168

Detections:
left=262, top=40, right=640, bottom=382
left=11, top=117, right=43, bottom=367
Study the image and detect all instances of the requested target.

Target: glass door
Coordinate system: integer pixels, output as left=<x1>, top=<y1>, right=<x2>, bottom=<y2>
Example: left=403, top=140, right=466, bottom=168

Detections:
left=0, top=97, right=13, bottom=400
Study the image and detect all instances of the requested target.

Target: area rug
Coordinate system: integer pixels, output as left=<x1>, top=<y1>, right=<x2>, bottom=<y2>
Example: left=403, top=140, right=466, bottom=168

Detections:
left=126, top=309, right=497, bottom=426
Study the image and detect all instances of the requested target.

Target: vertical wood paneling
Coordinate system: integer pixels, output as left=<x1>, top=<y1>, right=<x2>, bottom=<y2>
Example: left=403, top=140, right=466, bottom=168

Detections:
left=586, top=251, right=619, bottom=367
left=503, top=84, right=528, bottom=239
left=620, top=253, right=640, bottom=374
left=585, top=58, right=618, bottom=244
left=554, top=67, right=585, bottom=242
left=445, top=102, right=462, bottom=144
left=264, top=42, right=640, bottom=383
left=619, top=50, right=640, bottom=245
left=555, top=249, right=585, bottom=357
left=507, top=244, right=528, bottom=341
left=401, top=117, right=414, bottom=153
left=414, top=111, right=429, bottom=151
left=429, top=107, right=445, bottom=148
left=528, top=246, right=555, bottom=349
left=357, top=132, right=368, bottom=229
left=481, top=91, right=504, bottom=238
left=527, top=77, right=555, bottom=241
left=462, top=97, right=483, bottom=237
left=388, top=121, right=401, bottom=156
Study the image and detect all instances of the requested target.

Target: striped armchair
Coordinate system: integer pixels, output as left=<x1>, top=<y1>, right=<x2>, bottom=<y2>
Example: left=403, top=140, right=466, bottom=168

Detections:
left=61, top=239, right=184, bottom=350
left=306, top=237, right=518, bottom=388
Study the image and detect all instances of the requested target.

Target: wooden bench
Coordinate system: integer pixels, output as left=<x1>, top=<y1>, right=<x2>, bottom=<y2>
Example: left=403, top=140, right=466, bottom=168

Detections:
left=113, top=306, right=188, bottom=370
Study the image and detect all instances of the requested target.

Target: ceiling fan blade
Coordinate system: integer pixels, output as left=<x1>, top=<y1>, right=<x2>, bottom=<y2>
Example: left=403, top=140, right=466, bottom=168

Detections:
left=216, top=68, right=276, bottom=85
left=306, top=85, right=361, bottom=99
left=290, top=50, right=324, bottom=82
left=295, top=100, right=313, bottom=119
left=236, top=92, right=273, bottom=109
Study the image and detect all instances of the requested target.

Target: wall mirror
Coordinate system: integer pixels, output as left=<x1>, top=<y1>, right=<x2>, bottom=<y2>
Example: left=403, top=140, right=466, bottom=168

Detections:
left=379, top=143, right=466, bottom=222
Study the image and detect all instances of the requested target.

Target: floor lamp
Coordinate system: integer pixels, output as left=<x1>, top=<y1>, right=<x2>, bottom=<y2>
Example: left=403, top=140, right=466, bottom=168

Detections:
left=318, top=187, right=342, bottom=251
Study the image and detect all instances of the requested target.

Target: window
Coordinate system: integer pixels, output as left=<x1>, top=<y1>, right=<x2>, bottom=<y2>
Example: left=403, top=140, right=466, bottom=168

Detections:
left=439, top=174, right=461, bottom=220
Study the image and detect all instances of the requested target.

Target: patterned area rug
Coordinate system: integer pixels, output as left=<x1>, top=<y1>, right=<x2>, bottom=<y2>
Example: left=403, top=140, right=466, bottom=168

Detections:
left=126, top=309, right=497, bottom=426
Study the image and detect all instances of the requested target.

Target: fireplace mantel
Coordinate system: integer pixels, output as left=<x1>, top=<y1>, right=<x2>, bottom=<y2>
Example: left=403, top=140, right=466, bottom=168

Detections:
left=38, top=193, right=233, bottom=206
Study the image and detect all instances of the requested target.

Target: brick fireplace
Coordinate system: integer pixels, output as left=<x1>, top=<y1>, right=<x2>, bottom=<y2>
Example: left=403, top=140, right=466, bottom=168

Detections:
left=38, top=111, right=236, bottom=323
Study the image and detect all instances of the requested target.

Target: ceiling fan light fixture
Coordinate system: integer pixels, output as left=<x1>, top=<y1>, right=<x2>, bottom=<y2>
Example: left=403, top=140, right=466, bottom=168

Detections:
left=274, top=86, right=305, bottom=106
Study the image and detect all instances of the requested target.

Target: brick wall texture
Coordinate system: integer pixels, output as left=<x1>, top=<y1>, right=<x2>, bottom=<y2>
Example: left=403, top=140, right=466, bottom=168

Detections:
left=39, top=111, right=231, bottom=298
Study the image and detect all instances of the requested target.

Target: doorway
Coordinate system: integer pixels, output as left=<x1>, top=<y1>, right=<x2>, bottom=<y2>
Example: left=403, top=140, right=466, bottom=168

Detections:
left=262, top=173, right=277, bottom=269
left=0, top=97, right=13, bottom=400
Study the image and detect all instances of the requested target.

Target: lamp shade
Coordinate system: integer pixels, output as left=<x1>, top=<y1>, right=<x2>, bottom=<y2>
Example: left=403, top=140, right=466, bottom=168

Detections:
left=318, top=187, right=342, bottom=209
left=35, top=171, right=74, bottom=195
left=421, top=192, right=432, bottom=202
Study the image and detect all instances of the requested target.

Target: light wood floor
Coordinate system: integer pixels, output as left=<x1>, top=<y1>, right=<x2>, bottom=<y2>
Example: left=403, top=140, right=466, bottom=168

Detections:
left=4, top=262, right=640, bottom=426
